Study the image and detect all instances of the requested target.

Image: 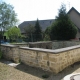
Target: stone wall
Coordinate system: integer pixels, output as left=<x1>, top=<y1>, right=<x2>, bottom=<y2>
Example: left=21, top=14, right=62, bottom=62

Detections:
left=10, top=43, right=28, bottom=47
left=52, top=41, right=80, bottom=49
left=19, top=45, right=80, bottom=73
left=29, top=41, right=52, bottom=49
left=1, top=44, right=80, bottom=73
left=28, top=41, right=80, bottom=49
left=1, top=44, right=19, bottom=63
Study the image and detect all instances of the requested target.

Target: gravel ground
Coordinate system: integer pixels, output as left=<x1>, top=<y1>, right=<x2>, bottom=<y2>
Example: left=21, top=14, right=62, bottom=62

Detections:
left=0, top=59, right=80, bottom=80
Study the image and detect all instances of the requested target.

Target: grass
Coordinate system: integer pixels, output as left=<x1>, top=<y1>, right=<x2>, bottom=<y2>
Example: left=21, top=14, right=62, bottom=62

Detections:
left=1, top=59, right=80, bottom=80
left=0, top=59, right=51, bottom=80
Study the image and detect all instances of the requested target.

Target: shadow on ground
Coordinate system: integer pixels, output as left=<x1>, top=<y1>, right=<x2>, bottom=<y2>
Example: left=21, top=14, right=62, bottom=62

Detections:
left=1, top=59, right=80, bottom=80
left=15, top=63, right=51, bottom=79
left=11, top=61, right=80, bottom=80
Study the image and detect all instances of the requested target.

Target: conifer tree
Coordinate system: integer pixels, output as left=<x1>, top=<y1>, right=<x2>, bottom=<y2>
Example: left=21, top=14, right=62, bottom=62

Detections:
left=34, top=19, right=42, bottom=41
left=50, top=4, right=77, bottom=40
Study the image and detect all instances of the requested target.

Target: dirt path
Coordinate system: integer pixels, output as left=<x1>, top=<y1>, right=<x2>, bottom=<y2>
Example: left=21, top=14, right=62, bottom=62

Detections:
left=1, top=59, right=80, bottom=80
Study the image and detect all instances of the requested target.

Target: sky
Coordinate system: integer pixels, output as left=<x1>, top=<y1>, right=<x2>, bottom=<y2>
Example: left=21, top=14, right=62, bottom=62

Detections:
left=1, top=0, right=80, bottom=23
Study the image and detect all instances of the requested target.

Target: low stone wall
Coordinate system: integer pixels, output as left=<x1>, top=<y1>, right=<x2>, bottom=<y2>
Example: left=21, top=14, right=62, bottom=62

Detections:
left=52, top=41, right=80, bottom=49
left=19, top=45, right=80, bottom=73
left=28, top=41, right=80, bottom=49
left=29, top=41, right=52, bottom=49
left=10, top=43, right=28, bottom=47
left=1, top=44, right=80, bottom=73
left=1, top=44, right=19, bottom=63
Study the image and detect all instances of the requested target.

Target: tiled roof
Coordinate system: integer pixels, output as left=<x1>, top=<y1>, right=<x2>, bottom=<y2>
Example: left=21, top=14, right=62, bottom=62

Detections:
left=18, top=7, right=80, bottom=34
left=18, top=19, right=55, bottom=33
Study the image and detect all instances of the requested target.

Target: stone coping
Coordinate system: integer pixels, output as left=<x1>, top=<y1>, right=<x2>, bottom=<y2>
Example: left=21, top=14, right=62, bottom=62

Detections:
left=20, top=45, right=80, bottom=53
left=1, top=44, right=80, bottom=53
left=11, top=43, right=28, bottom=45
left=29, top=41, right=52, bottom=44
left=1, top=44, right=18, bottom=47
left=52, top=41, right=80, bottom=42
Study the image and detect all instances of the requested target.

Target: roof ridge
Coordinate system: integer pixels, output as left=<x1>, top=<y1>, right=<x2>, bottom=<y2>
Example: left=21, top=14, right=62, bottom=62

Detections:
left=67, top=7, right=80, bottom=15
left=22, top=19, right=55, bottom=23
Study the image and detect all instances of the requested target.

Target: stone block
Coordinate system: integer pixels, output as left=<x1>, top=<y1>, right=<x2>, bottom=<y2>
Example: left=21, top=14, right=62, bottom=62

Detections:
left=43, top=55, right=48, bottom=60
left=49, top=57, right=58, bottom=62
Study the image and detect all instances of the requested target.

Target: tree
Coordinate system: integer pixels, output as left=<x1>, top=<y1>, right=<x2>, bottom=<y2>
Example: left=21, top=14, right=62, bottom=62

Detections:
left=34, top=19, right=42, bottom=41
left=24, top=24, right=35, bottom=42
left=50, top=4, right=77, bottom=40
left=7, top=26, right=21, bottom=42
left=44, top=26, right=51, bottom=41
left=0, top=2, right=18, bottom=31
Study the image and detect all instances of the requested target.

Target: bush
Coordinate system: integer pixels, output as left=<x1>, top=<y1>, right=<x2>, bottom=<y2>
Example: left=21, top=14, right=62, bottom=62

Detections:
left=44, top=35, right=50, bottom=41
left=44, top=26, right=51, bottom=41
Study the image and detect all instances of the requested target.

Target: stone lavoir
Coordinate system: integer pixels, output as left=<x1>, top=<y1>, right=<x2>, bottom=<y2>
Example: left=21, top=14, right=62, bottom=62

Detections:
left=1, top=42, right=80, bottom=73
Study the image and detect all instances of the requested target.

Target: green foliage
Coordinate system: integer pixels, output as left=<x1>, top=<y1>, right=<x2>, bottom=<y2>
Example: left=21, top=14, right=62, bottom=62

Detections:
left=24, top=24, right=35, bottom=42
left=25, top=24, right=35, bottom=35
left=0, top=2, right=18, bottom=30
left=34, top=19, right=42, bottom=41
left=6, top=26, right=22, bottom=42
left=44, top=35, right=50, bottom=41
left=50, top=4, right=77, bottom=40
left=44, top=27, right=51, bottom=41
left=4, top=31, right=9, bottom=39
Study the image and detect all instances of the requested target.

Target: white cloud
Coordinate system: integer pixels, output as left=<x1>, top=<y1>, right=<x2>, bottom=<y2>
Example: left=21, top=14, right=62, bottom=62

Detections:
left=2, top=0, right=80, bottom=23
